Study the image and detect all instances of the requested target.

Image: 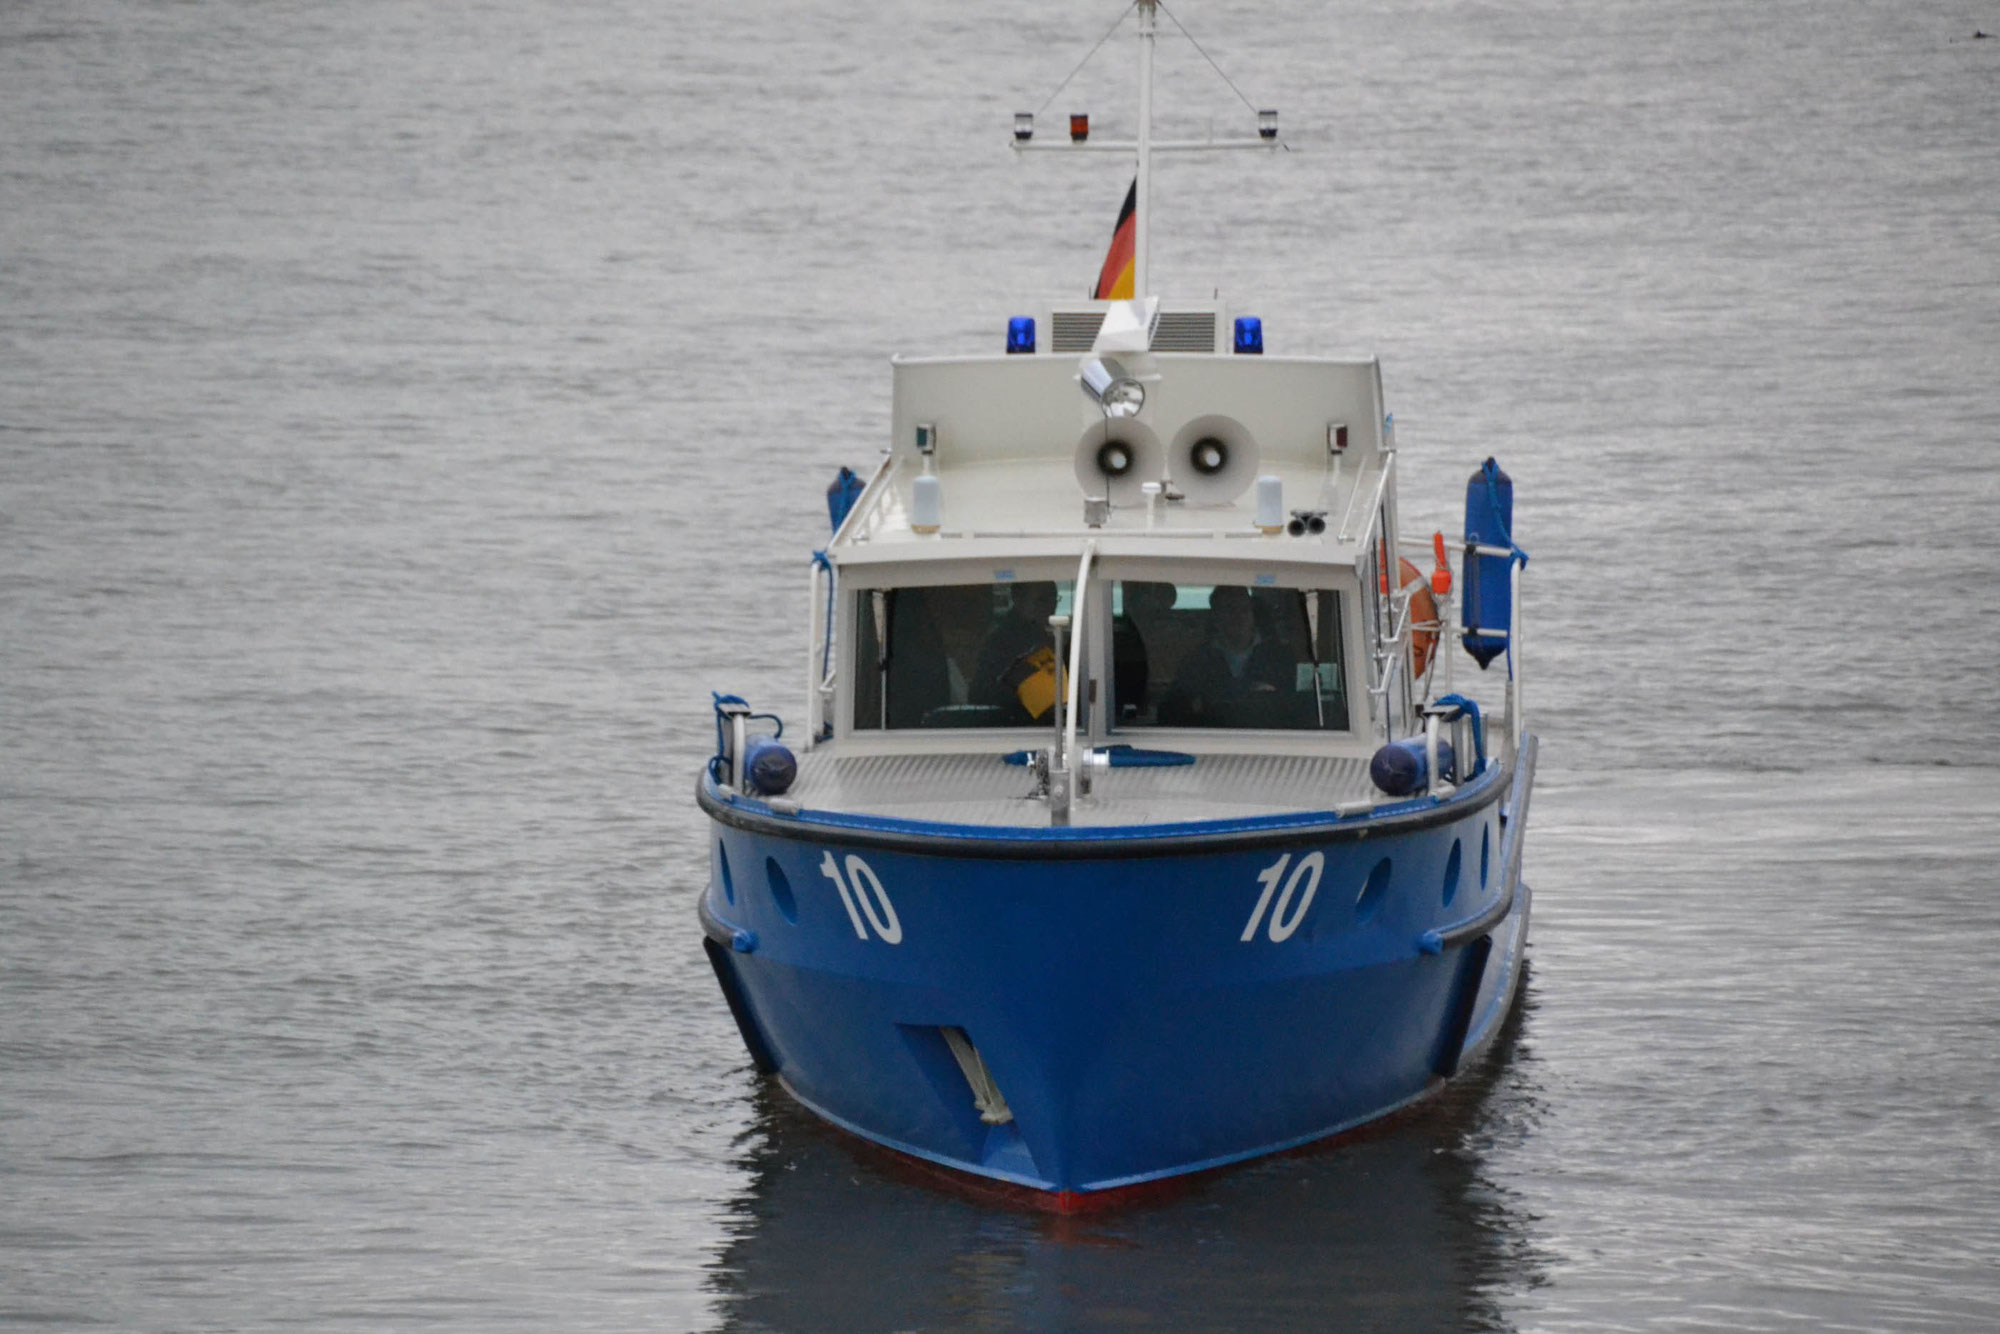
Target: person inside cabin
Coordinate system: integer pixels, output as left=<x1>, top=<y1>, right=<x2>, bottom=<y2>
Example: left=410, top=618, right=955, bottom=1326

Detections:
left=1160, top=584, right=1292, bottom=726
left=1120, top=581, right=1193, bottom=716
left=932, top=583, right=996, bottom=709
left=1111, top=600, right=1150, bottom=722
left=884, top=588, right=951, bottom=729
left=1250, top=586, right=1296, bottom=652
left=971, top=581, right=1061, bottom=725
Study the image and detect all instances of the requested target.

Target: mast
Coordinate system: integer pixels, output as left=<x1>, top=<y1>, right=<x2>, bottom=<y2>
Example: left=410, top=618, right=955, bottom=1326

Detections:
left=1010, top=1, right=1278, bottom=299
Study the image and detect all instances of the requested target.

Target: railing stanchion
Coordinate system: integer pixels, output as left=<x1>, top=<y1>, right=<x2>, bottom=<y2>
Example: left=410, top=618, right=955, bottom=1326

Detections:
left=804, top=560, right=823, bottom=749
left=1062, top=541, right=1097, bottom=778
left=1511, top=562, right=1524, bottom=760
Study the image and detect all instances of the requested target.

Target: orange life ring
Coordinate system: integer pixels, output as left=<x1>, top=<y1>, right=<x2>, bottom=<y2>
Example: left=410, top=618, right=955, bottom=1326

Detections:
left=1399, top=556, right=1439, bottom=679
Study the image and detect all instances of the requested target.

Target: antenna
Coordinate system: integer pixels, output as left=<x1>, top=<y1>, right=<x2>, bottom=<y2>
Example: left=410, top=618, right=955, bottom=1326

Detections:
left=1010, top=0, right=1281, bottom=299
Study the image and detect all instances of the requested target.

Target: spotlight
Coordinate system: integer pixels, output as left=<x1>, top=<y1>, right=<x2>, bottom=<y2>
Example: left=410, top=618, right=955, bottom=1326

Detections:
left=1079, top=356, right=1145, bottom=418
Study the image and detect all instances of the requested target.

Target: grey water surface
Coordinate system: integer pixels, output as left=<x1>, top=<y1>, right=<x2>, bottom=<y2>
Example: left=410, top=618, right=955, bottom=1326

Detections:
left=4, top=1, right=1998, bottom=1330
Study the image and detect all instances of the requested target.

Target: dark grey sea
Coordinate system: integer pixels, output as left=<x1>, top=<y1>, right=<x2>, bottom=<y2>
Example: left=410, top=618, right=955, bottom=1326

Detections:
left=4, top=1, right=1997, bottom=1329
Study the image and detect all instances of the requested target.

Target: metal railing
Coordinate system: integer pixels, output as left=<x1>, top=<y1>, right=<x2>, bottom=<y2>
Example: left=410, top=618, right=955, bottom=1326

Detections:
left=803, top=556, right=838, bottom=750
left=1044, top=540, right=1098, bottom=826
left=1368, top=536, right=1527, bottom=771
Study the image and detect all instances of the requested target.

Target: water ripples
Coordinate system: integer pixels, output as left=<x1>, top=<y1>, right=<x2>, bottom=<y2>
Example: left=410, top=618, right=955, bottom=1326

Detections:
left=5, top=0, right=1999, bottom=1329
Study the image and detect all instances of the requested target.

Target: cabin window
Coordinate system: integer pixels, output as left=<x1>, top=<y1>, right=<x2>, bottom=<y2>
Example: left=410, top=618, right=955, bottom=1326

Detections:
left=852, top=581, right=1073, bottom=730
left=1111, top=582, right=1348, bottom=731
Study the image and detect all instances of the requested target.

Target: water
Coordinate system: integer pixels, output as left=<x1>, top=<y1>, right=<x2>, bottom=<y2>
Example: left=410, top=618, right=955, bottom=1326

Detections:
left=3, top=1, right=1997, bottom=1328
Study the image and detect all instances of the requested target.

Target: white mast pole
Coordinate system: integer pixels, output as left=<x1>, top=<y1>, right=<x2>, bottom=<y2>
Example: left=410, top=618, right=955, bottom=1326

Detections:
left=1135, top=0, right=1156, bottom=298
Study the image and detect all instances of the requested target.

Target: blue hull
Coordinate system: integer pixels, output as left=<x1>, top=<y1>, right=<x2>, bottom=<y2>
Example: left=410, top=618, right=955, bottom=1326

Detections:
left=697, top=743, right=1535, bottom=1200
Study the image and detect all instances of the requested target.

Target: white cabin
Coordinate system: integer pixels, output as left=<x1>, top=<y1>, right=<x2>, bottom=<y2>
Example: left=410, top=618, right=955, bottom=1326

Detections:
left=801, top=299, right=1431, bottom=800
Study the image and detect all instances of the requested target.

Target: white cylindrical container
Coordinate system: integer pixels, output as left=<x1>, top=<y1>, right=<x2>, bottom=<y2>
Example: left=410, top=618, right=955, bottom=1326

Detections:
left=1142, top=480, right=1162, bottom=529
left=1255, top=474, right=1283, bottom=532
left=911, top=474, right=942, bottom=533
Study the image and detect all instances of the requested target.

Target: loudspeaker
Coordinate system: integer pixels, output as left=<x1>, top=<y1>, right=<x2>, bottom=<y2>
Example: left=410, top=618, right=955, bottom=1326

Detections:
left=1073, top=419, right=1163, bottom=505
left=1168, top=415, right=1260, bottom=505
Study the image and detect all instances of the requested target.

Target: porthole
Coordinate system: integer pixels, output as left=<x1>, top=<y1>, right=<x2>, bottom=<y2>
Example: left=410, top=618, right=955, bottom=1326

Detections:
left=766, top=857, right=798, bottom=923
left=1355, top=857, right=1393, bottom=924
left=1442, top=839, right=1462, bottom=908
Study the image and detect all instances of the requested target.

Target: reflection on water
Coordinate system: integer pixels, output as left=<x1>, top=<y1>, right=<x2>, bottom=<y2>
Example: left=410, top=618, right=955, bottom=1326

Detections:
left=709, top=979, right=1547, bottom=1332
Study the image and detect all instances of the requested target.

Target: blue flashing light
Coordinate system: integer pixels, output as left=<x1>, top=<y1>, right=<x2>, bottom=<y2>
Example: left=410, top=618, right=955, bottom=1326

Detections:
left=1233, top=316, right=1264, bottom=355
left=1007, top=316, right=1036, bottom=355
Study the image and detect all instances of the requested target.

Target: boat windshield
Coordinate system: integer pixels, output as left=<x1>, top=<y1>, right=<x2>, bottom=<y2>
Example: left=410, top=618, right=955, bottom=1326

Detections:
left=1113, top=582, right=1348, bottom=731
left=851, top=579, right=1346, bottom=733
left=853, top=581, right=1073, bottom=730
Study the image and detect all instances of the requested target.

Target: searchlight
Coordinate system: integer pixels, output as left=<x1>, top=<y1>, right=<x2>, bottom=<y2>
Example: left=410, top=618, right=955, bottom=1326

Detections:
left=1079, top=356, right=1145, bottom=418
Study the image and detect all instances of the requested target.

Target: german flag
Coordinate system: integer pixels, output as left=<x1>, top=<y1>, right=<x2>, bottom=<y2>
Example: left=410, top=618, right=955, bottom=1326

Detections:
left=1092, top=180, right=1137, bottom=300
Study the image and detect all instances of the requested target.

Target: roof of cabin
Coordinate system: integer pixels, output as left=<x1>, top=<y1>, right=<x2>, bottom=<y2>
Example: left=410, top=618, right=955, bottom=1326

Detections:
left=829, top=346, right=1394, bottom=572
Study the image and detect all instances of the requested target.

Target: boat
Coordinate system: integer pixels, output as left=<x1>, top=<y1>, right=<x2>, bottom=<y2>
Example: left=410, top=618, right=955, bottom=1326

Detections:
left=695, top=0, right=1537, bottom=1212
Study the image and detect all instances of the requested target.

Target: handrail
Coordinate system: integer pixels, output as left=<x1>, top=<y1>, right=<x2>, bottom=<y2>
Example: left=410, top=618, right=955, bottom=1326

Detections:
left=1368, top=579, right=1417, bottom=723
left=1338, top=452, right=1394, bottom=544
left=804, top=557, right=826, bottom=748
left=1062, top=540, right=1098, bottom=776
left=829, top=453, right=894, bottom=547
left=1370, top=610, right=1408, bottom=685
left=1510, top=546, right=1525, bottom=757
